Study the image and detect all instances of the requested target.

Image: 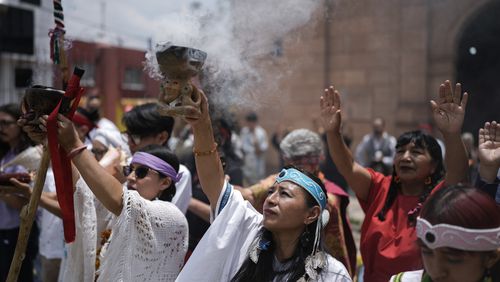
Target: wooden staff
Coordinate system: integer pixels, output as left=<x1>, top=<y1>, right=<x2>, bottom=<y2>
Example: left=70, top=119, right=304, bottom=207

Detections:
left=6, top=150, right=50, bottom=282
left=7, top=0, right=70, bottom=279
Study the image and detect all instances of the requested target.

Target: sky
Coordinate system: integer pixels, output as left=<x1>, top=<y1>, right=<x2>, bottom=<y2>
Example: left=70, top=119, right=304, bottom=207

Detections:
left=62, top=0, right=217, bottom=50
left=49, top=0, right=322, bottom=109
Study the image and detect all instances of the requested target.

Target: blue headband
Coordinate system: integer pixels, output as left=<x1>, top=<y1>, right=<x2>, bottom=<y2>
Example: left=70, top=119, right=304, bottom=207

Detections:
left=275, top=168, right=326, bottom=210
left=131, top=152, right=183, bottom=183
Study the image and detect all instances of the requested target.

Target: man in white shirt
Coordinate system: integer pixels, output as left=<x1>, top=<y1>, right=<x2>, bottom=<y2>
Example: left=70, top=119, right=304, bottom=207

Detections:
left=355, top=117, right=396, bottom=175
left=240, top=112, right=269, bottom=185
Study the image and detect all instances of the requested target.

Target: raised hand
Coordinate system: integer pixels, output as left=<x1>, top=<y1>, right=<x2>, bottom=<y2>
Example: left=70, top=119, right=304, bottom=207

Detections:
left=478, top=121, right=500, bottom=168
left=56, top=114, right=82, bottom=152
left=430, top=80, right=468, bottom=135
left=183, top=87, right=209, bottom=126
left=319, top=86, right=342, bottom=133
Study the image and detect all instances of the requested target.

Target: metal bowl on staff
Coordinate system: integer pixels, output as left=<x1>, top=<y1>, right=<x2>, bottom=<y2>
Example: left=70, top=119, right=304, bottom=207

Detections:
left=21, top=85, right=65, bottom=129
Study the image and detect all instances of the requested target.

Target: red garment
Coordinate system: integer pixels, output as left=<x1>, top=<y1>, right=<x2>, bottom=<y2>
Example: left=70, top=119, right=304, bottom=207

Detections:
left=358, top=169, right=444, bottom=282
left=324, top=180, right=357, bottom=276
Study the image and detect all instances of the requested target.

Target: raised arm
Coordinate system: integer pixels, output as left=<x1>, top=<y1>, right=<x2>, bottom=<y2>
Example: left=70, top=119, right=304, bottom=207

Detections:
left=478, top=121, right=500, bottom=183
left=320, top=86, right=372, bottom=201
left=56, top=114, right=124, bottom=216
left=430, top=80, right=469, bottom=185
left=184, top=89, right=225, bottom=211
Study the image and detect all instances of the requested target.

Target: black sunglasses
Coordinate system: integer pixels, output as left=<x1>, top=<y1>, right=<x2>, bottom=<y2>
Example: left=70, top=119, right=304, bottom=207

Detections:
left=123, top=165, right=158, bottom=179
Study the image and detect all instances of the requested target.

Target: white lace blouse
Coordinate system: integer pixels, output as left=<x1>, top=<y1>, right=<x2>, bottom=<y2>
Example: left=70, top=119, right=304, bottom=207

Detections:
left=60, top=178, right=188, bottom=282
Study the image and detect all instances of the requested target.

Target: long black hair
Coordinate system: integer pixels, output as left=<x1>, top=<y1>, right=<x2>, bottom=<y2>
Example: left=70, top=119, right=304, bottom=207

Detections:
left=231, top=165, right=328, bottom=282
left=137, top=144, right=179, bottom=202
left=213, top=117, right=244, bottom=185
left=0, top=103, right=35, bottom=158
left=377, top=130, right=445, bottom=223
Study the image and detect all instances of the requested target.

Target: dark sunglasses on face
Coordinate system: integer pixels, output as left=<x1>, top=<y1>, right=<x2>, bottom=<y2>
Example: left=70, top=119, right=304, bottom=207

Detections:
left=123, top=165, right=157, bottom=179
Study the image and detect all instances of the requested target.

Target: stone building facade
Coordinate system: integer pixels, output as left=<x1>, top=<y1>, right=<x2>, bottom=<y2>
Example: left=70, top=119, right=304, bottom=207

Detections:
left=248, top=0, right=500, bottom=172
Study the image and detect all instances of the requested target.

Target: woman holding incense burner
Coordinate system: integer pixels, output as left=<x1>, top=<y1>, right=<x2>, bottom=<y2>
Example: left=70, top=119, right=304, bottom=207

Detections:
left=24, top=114, right=188, bottom=281
left=176, top=88, right=351, bottom=281
left=390, top=184, right=500, bottom=282
left=319, top=81, right=469, bottom=282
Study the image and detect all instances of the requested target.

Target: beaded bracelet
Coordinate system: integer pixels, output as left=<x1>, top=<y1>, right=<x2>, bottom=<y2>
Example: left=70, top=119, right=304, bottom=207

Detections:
left=67, top=145, right=87, bottom=159
left=193, top=143, right=218, bottom=157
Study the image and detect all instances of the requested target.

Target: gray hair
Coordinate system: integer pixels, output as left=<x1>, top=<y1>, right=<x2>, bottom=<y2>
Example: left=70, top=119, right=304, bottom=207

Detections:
left=280, top=129, right=324, bottom=160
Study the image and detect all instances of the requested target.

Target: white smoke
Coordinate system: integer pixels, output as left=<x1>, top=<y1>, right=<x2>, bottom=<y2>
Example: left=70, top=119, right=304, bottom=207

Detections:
left=145, top=0, right=321, bottom=110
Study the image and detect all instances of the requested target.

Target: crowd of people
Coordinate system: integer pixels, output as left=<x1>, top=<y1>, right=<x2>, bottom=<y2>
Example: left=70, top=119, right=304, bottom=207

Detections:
left=0, top=78, right=498, bottom=282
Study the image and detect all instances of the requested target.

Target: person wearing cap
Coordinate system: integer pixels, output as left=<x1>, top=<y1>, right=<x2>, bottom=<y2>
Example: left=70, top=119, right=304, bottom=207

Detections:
left=176, top=89, right=351, bottom=281
left=390, top=184, right=500, bottom=282
left=91, top=128, right=130, bottom=162
left=243, top=128, right=357, bottom=276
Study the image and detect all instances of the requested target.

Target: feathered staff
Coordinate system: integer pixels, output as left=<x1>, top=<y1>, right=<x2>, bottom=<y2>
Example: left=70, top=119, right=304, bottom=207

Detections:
left=6, top=1, right=84, bottom=281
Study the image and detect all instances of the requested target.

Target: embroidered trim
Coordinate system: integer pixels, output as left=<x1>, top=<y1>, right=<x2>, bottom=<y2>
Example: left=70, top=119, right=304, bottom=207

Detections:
left=217, top=183, right=233, bottom=215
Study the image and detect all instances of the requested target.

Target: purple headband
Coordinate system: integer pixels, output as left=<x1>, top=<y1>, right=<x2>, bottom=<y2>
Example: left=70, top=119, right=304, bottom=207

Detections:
left=131, top=152, right=183, bottom=183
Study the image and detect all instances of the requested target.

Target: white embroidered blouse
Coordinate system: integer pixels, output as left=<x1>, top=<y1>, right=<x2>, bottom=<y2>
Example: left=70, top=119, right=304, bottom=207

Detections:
left=59, top=178, right=188, bottom=282
left=177, top=181, right=352, bottom=281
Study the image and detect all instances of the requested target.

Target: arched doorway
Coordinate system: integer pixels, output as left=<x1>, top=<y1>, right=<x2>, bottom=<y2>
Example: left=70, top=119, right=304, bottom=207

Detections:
left=456, top=1, right=500, bottom=135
